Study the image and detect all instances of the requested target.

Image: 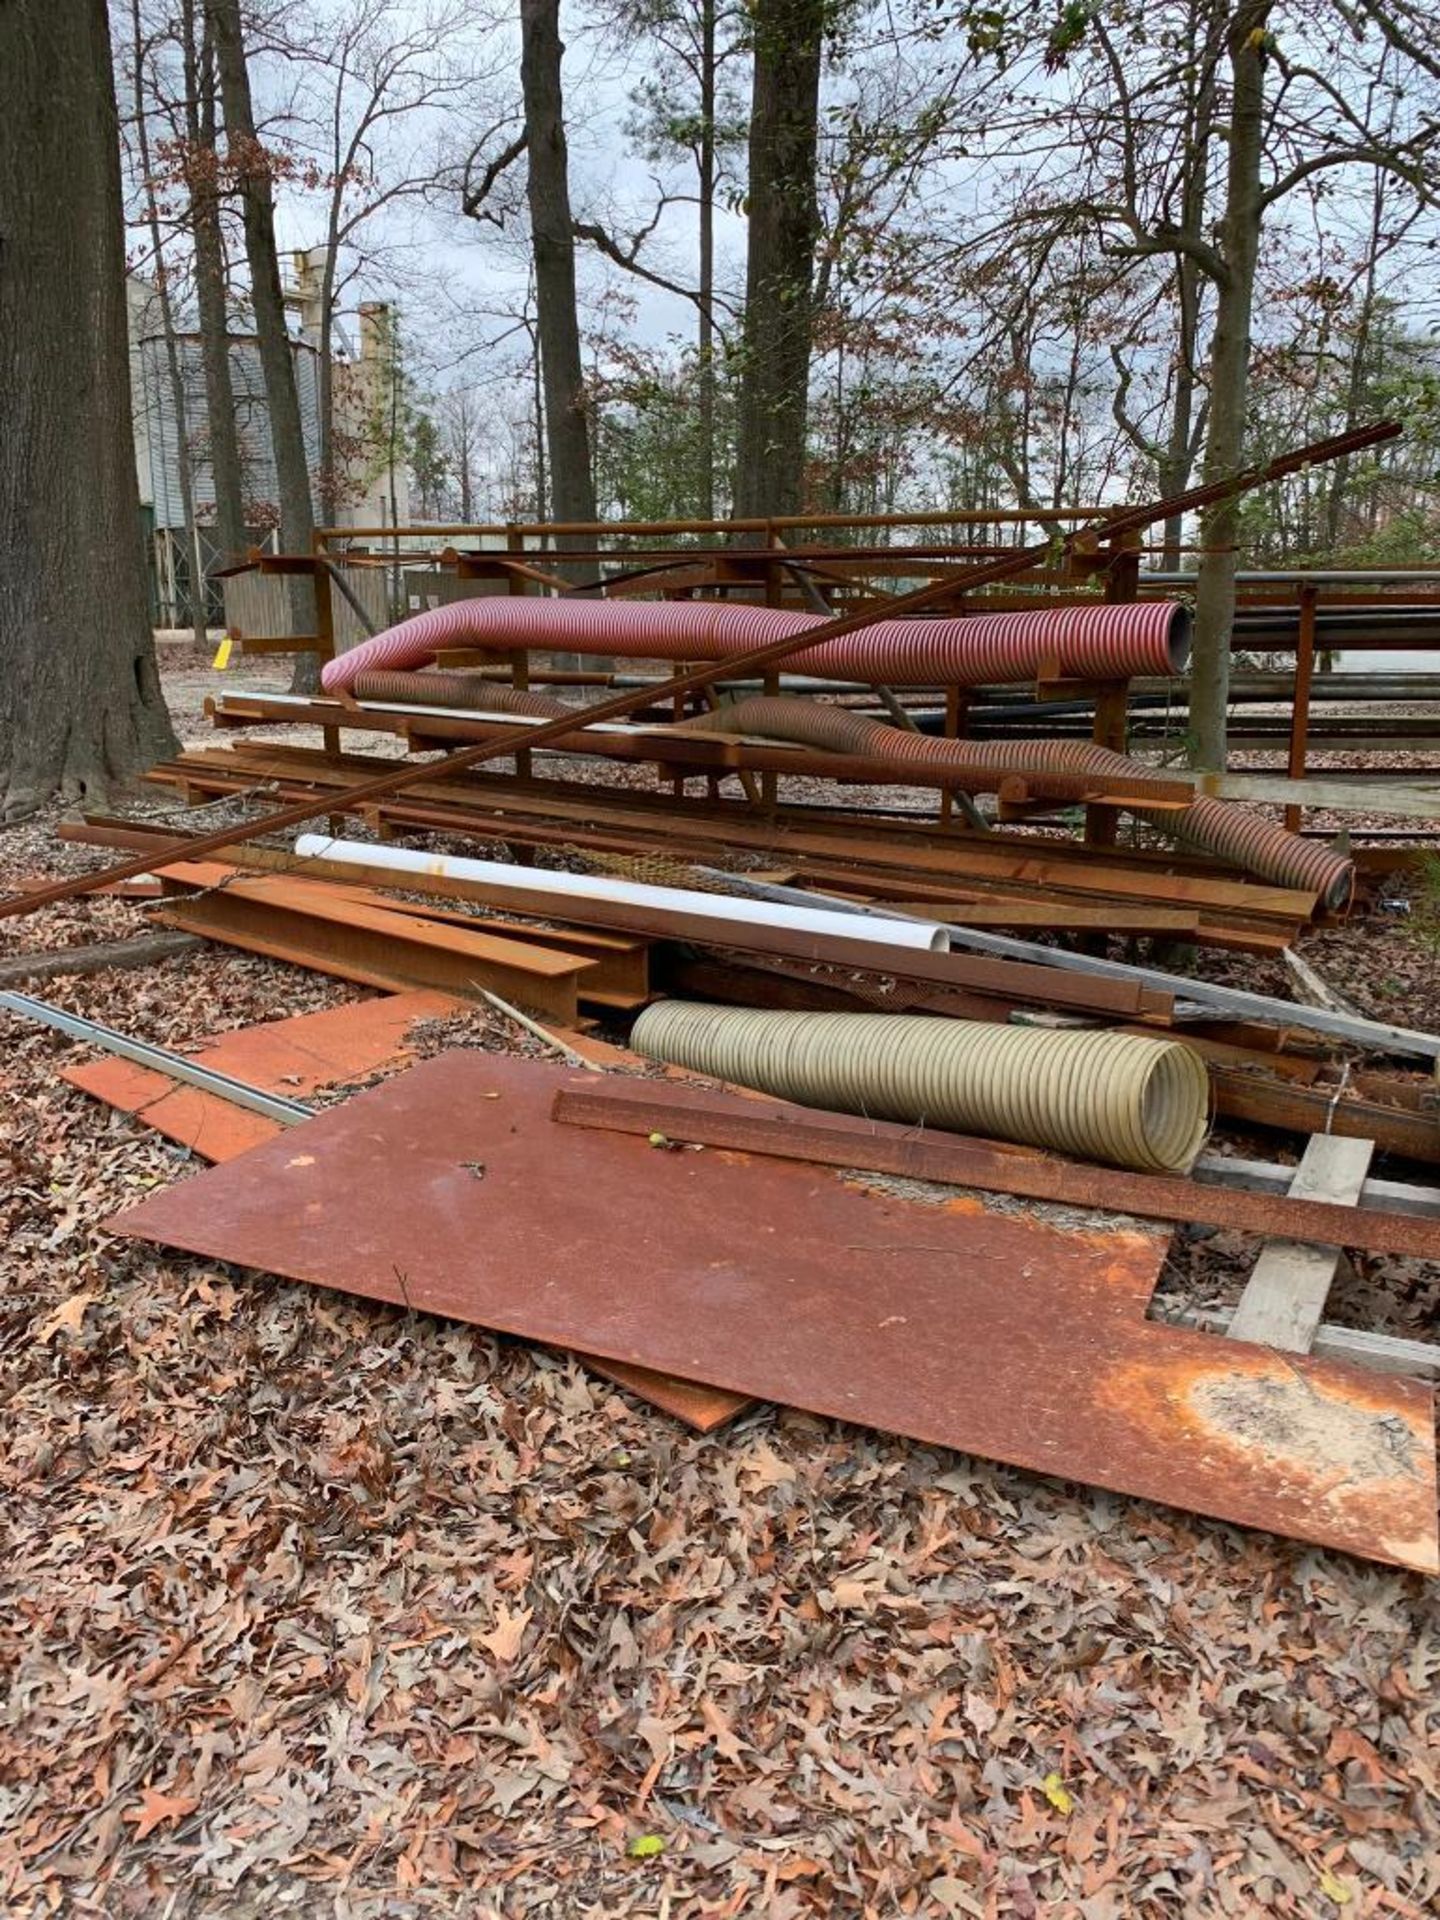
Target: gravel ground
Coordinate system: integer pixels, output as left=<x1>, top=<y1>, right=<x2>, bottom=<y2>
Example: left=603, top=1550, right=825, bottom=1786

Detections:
left=2, top=657, right=1439, bottom=1918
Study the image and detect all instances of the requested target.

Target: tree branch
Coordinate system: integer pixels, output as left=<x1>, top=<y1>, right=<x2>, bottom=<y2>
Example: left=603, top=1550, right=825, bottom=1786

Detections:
left=461, top=127, right=527, bottom=223
left=1260, top=141, right=1440, bottom=212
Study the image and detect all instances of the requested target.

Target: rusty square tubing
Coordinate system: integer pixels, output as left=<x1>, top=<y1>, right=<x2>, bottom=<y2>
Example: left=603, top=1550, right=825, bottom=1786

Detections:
left=0, top=421, right=1399, bottom=925
left=550, top=1082, right=1440, bottom=1264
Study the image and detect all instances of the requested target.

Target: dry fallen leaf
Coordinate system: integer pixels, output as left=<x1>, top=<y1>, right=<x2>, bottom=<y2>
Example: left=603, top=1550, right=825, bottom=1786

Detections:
left=478, top=1602, right=533, bottom=1664
left=1042, top=1772, right=1075, bottom=1816
left=36, top=1292, right=98, bottom=1340
left=123, top=1788, right=199, bottom=1841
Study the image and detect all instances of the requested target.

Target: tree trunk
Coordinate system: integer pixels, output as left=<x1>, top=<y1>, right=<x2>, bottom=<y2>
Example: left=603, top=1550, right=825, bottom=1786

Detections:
left=207, top=0, right=318, bottom=686
left=1160, top=252, right=1203, bottom=566
left=1189, top=3, right=1270, bottom=770
left=519, top=0, right=596, bottom=536
left=697, top=0, right=717, bottom=519
left=132, top=0, right=206, bottom=647
left=731, top=0, right=825, bottom=520
left=318, top=245, right=339, bottom=519
left=1160, top=20, right=1216, bottom=568
left=0, top=0, right=177, bottom=821
left=184, top=0, right=247, bottom=564
left=532, top=317, right=549, bottom=521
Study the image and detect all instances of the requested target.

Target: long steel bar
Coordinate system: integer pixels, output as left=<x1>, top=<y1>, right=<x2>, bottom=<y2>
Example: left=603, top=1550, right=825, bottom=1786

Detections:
left=695, top=870, right=1440, bottom=1062
left=1, top=421, right=1398, bottom=926
left=551, top=1083, right=1440, bottom=1262
left=127, top=751, right=1326, bottom=939
left=0, top=990, right=313, bottom=1124
left=318, top=506, right=1110, bottom=540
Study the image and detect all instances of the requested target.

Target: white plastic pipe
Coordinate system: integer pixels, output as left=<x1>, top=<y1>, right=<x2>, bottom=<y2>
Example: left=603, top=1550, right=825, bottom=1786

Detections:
left=291, top=835, right=951, bottom=952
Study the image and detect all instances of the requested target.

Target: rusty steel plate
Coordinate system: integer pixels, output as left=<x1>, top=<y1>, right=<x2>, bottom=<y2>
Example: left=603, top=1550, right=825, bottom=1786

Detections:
left=106, top=1052, right=1439, bottom=1570
left=69, top=997, right=743, bottom=1432
left=62, top=989, right=459, bottom=1162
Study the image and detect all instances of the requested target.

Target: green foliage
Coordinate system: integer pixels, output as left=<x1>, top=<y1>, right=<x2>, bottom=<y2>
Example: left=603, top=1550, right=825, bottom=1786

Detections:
left=1405, top=853, right=1440, bottom=979
left=1323, top=506, right=1440, bottom=569
left=616, top=0, right=749, bottom=171
left=592, top=350, right=739, bottom=520
left=407, top=410, right=449, bottom=520
left=1237, top=295, right=1440, bottom=565
left=1044, top=1, right=1091, bottom=70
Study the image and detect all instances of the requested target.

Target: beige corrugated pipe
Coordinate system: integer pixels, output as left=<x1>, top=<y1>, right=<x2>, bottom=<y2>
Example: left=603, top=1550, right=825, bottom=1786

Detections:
left=631, top=1002, right=1211, bottom=1174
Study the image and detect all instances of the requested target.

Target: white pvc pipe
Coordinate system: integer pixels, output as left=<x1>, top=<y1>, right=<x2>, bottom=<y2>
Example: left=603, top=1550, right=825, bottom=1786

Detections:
left=291, top=835, right=951, bottom=953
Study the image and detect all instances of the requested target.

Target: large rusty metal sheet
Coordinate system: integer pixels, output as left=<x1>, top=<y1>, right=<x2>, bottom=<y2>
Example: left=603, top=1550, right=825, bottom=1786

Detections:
left=67, top=996, right=743, bottom=1431
left=106, top=1052, right=1439, bottom=1570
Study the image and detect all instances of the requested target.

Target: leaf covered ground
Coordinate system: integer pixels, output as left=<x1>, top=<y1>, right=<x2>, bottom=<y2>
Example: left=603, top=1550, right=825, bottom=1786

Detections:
left=3, top=804, right=1439, bottom=1919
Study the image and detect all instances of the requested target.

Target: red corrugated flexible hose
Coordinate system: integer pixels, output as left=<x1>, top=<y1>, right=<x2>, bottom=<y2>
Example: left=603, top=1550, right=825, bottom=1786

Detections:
left=322, top=594, right=1189, bottom=691
left=352, top=671, right=573, bottom=719
left=343, top=665, right=1352, bottom=908
left=684, top=697, right=1354, bottom=910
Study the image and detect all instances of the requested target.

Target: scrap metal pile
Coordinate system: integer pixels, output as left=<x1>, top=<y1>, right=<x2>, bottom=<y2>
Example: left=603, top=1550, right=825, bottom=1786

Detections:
left=5, top=419, right=1440, bottom=1575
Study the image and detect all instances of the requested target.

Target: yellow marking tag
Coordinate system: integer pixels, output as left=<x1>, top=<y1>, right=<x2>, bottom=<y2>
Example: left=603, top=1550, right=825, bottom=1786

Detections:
left=212, top=635, right=234, bottom=670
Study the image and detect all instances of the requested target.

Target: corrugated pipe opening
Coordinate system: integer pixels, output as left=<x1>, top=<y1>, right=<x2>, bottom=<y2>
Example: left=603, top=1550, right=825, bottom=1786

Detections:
left=685, top=696, right=1354, bottom=912
left=1166, top=603, right=1193, bottom=673
left=633, top=1003, right=1211, bottom=1174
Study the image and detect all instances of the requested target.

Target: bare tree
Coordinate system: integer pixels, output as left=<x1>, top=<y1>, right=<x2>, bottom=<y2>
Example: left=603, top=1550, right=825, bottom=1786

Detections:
left=126, top=0, right=208, bottom=644
left=0, top=0, right=177, bottom=820
left=439, top=385, right=482, bottom=518
left=276, top=0, right=476, bottom=514
left=587, top=0, right=748, bottom=516
left=954, top=0, right=1440, bottom=765
left=207, top=0, right=318, bottom=679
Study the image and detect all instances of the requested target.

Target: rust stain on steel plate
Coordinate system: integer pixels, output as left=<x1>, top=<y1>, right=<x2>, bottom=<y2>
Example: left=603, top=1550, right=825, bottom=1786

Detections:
left=69, top=998, right=742, bottom=1432
left=105, top=1052, right=1439, bottom=1570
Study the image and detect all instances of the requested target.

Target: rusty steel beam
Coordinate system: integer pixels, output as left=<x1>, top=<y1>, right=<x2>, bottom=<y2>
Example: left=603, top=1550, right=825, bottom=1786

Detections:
left=155, top=878, right=600, bottom=1021
left=213, top=691, right=1198, bottom=806
left=0, top=421, right=1399, bottom=925
left=112, top=759, right=1316, bottom=950
left=550, top=1081, right=1440, bottom=1262
left=138, top=744, right=1323, bottom=920
left=1209, top=1065, right=1440, bottom=1166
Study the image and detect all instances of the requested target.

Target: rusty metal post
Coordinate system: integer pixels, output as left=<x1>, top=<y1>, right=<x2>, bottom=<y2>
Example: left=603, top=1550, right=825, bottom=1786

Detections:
left=760, top=528, right=783, bottom=810
left=1083, top=528, right=1141, bottom=850
left=763, top=520, right=782, bottom=608
left=313, top=532, right=339, bottom=766
left=1285, top=583, right=1319, bottom=834
left=939, top=684, right=963, bottom=829
left=312, top=532, right=345, bottom=835
left=502, top=527, right=537, bottom=789
left=672, top=667, right=688, bottom=800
